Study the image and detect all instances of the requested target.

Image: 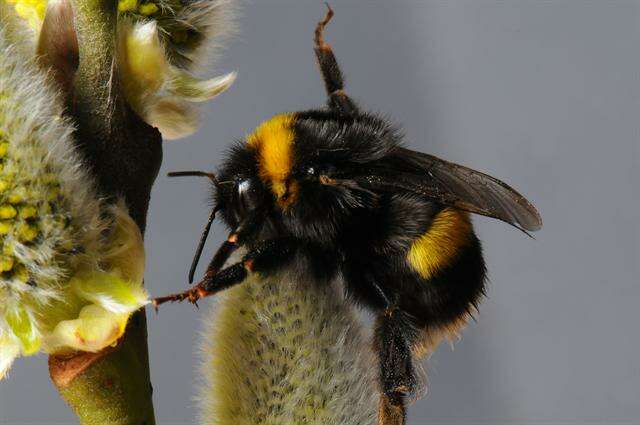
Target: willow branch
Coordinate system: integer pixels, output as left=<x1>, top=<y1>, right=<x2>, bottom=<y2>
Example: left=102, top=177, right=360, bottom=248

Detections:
left=48, top=0, right=162, bottom=422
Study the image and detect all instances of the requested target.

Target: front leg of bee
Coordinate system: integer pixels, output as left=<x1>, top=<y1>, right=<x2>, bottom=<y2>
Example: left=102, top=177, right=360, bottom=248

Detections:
left=375, top=306, right=421, bottom=425
left=198, top=238, right=297, bottom=296
left=153, top=239, right=296, bottom=307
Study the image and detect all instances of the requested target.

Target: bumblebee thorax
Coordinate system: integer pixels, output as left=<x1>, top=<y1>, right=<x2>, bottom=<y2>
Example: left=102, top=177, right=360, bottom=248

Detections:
left=246, top=113, right=299, bottom=208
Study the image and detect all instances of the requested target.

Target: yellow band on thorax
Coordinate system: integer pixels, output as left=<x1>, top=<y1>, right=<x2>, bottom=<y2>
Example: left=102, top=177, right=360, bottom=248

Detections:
left=246, top=113, right=297, bottom=207
left=407, top=208, right=472, bottom=279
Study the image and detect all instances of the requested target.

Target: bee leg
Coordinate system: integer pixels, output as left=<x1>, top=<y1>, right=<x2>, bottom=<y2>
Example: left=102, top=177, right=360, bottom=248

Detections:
left=314, top=3, right=358, bottom=115
left=194, top=214, right=263, bottom=283
left=198, top=238, right=296, bottom=294
left=375, top=307, right=420, bottom=425
left=153, top=238, right=297, bottom=308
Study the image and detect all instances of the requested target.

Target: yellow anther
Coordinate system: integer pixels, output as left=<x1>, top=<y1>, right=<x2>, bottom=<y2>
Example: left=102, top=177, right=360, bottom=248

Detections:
left=13, top=264, right=29, bottom=283
left=118, top=0, right=138, bottom=12
left=0, top=142, right=8, bottom=158
left=3, top=241, right=14, bottom=256
left=18, top=223, right=39, bottom=242
left=7, top=188, right=26, bottom=204
left=138, top=2, right=158, bottom=15
left=0, top=180, right=9, bottom=193
left=0, top=255, right=14, bottom=272
left=0, top=221, right=12, bottom=235
left=19, top=205, right=38, bottom=220
left=0, top=205, right=17, bottom=219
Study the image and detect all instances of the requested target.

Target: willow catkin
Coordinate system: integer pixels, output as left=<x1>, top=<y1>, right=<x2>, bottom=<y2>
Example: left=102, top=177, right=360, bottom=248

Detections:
left=199, top=266, right=378, bottom=425
left=3, top=0, right=238, bottom=140
left=0, top=5, right=148, bottom=379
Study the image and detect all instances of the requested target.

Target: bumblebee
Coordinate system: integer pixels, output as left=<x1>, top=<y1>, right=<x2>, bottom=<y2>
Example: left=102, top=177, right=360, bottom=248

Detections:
left=154, top=6, right=542, bottom=425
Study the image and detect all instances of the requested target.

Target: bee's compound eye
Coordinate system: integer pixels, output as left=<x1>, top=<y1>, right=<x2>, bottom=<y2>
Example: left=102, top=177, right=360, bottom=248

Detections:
left=235, top=178, right=262, bottom=213
left=237, top=179, right=251, bottom=195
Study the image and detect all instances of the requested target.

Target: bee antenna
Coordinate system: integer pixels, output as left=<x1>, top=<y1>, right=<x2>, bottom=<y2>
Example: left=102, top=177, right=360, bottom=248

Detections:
left=168, top=170, right=220, bottom=186
left=188, top=205, right=220, bottom=284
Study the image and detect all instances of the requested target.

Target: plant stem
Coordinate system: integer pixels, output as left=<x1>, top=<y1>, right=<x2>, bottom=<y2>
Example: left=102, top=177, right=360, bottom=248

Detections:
left=48, top=0, right=162, bottom=422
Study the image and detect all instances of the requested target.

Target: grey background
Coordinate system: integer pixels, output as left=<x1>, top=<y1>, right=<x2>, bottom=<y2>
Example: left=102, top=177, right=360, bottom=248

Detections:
left=1, top=0, right=639, bottom=424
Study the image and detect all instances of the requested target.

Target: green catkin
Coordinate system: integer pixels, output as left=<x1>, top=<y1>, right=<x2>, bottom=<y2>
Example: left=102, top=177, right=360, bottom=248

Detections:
left=199, top=271, right=378, bottom=425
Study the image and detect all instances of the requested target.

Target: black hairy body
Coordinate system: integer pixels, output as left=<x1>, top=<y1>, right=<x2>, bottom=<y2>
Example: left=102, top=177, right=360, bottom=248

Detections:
left=154, top=6, right=541, bottom=425
left=216, top=109, right=487, bottom=332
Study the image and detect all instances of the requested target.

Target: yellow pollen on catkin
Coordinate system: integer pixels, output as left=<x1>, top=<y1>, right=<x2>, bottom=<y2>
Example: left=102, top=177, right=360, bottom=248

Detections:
left=0, top=205, right=17, bottom=219
left=0, top=142, right=9, bottom=158
left=13, top=264, right=29, bottom=283
left=0, top=256, right=14, bottom=272
left=117, top=0, right=138, bottom=12
left=7, top=189, right=25, bottom=203
left=7, top=0, right=46, bottom=29
left=407, top=208, right=472, bottom=279
left=17, top=224, right=39, bottom=242
left=138, top=2, right=158, bottom=15
left=19, top=205, right=38, bottom=220
left=0, top=221, right=12, bottom=235
left=3, top=241, right=14, bottom=256
left=246, top=114, right=297, bottom=207
left=0, top=255, right=15, bottom=272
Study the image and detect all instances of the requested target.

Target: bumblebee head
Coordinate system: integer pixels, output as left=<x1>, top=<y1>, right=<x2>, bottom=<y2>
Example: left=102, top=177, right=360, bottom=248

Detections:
left=210, top=112, right=399, bottom=239
left=168, top=111, right=398, bottom=268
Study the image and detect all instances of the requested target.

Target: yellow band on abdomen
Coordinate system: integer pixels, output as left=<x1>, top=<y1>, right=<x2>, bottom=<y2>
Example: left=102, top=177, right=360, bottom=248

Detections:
left=407, top=208, right=472, bottom=279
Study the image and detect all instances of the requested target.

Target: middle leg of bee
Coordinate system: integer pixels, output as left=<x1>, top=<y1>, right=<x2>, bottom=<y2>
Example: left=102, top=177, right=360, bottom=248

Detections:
left=375, top=307, right=420, bottom=425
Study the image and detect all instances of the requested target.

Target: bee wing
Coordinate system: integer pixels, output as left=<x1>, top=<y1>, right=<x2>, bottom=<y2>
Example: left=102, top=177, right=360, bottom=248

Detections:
left=364, top=147, right=543, bottom=233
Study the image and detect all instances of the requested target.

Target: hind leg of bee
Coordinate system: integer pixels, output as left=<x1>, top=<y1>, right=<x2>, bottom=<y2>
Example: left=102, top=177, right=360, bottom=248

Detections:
left=374, top=307, right=421, bottom=425
left=314, top=4, right=358, bottom=115
left=152, top=238, right=296, bottom=308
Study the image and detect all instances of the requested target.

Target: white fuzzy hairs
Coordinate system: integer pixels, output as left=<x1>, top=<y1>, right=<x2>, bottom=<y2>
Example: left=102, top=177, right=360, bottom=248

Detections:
left=117, top=0, right=239, bottom=139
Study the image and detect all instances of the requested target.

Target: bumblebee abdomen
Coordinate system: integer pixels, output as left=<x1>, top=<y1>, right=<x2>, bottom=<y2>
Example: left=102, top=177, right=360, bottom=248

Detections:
left=400, top=229, right=486, bottom=357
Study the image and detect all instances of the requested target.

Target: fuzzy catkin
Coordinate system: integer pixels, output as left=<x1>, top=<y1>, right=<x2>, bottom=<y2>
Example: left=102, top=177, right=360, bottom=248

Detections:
left=199, top=267, right=378, bottom=425
left=0, top=5, right=147, bottom=378
left=3, top=0, right=238, bottom=140
left=117, top=0, right=239, bottom=70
